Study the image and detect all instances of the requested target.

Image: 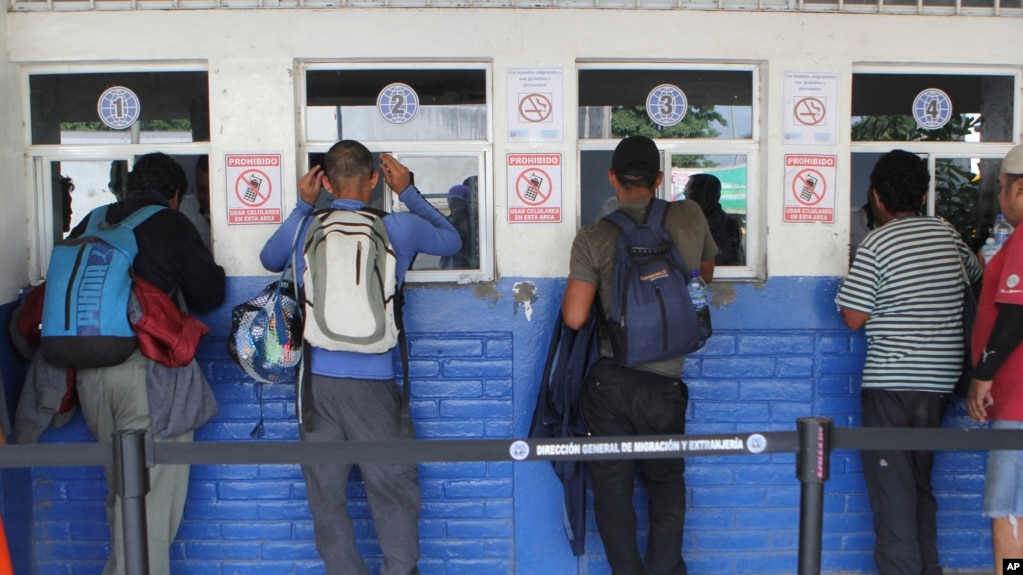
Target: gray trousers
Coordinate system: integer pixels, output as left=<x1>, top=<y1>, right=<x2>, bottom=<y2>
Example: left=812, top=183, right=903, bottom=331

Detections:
left=300, top=374, right=421, bottom=575
left=77, top=350, right=192, bottom=575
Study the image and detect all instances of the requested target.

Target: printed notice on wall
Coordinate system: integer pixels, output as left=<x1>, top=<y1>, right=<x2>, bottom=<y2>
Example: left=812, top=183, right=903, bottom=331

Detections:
left=783, top=72, right=839, bottom=146
left=507, top=68, right=564, bottom=143
left=507, top=153, right=562, bottom=223
left=225, top=152, right=284, bottom=225
left=783, top=154, right=837, bottom=224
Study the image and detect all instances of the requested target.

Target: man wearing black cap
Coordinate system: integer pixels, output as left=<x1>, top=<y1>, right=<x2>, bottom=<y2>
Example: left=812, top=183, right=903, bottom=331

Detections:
left=561, top=135, right=717, bottom=575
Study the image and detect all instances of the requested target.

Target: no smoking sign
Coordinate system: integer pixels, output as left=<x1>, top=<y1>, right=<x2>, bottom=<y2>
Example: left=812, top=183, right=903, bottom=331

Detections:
left=518, top=93, right=553, bottom=123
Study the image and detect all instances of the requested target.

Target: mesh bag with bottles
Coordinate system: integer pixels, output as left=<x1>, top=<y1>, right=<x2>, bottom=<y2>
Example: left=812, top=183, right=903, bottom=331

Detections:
left=227, top=268, right=304, bottom=384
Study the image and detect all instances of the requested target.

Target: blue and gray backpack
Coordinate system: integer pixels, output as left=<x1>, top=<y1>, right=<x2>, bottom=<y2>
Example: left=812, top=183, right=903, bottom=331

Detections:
left=40, top=204, right=163, bottom=368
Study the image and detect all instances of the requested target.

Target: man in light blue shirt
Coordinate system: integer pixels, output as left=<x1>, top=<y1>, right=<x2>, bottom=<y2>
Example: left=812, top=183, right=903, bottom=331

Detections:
left=260, top=140, right=460, bottom=575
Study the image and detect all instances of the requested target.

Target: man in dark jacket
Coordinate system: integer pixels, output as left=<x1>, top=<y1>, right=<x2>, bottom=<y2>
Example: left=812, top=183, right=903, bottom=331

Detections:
left=69, top=152, right=225, bottom=575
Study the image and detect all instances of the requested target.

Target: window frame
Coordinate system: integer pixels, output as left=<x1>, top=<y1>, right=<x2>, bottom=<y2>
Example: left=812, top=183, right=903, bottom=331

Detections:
left=298, top=61, right=495, bottom=284
left=24, top=63, right=211, bottom=282
left=576, top=61, right=763, bottom=280
left=850, top=65, right=1022, bottom=230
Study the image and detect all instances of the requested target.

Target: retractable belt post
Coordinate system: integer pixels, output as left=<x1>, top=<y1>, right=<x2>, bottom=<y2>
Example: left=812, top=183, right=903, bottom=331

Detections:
left=796, top=417, right=832, bottom=575
left=114, top=429, right=153, bottom=575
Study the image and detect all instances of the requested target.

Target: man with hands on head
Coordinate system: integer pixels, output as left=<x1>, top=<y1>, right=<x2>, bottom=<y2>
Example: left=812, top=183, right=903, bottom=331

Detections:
left=260, top=141, right=460, bottom=575
left=967, top=143, right=1023, bottom=575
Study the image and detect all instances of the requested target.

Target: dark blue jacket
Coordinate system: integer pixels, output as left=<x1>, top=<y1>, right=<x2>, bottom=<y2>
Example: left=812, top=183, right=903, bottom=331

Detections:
left=528, top=306, right=601, bottom=556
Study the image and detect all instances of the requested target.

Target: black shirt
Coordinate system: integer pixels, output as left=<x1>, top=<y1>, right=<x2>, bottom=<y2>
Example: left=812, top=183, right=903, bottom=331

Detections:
left=69, top=189, right=226, bottom=314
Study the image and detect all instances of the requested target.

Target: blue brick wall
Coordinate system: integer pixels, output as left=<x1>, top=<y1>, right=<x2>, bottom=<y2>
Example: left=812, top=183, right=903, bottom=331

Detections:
left=3, top=276, right=994, bottom=574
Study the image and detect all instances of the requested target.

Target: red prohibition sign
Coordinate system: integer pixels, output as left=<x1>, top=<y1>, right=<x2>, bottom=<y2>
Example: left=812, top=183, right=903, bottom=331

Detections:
left=792, top=169, right=826, bottom=206
left=794, top=97, right=826, bottom=126
left=519, top=94, right=553, bottom=123
left=235, top=169, right=272, bottom=207
left=516, top=168, right=553, bottom=206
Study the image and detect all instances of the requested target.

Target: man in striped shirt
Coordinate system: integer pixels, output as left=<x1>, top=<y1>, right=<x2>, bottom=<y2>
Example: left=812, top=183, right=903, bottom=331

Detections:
left=836, top=149, right=983, bottom=575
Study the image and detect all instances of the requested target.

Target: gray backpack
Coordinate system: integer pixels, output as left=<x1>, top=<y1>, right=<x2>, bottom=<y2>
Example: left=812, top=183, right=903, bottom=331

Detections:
left=302, top=207, right=399, bottom=353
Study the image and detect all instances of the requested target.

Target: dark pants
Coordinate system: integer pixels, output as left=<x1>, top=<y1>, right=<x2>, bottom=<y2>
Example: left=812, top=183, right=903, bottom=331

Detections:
left=860, top=389, right=949, bottom=575
left=581, top=359, right=689, bottom=575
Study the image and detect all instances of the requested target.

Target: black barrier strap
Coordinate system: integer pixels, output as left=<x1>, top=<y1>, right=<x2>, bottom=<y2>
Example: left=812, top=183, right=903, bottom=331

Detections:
left=3, top=427, right=1023, bottom=470
left=149, top=432, right=800, bottom=466
left=835, top=427, right=1023, bottom=452
left=0, top=442, right=112, bottom=468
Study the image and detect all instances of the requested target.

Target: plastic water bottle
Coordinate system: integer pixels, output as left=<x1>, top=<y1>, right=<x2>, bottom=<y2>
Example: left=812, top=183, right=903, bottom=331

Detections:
left=688, top=270, right=713, bottom=346
left=983, top=214, right=1015, bottom=265
left=993, top=213, right=1014, bottom=247
left=980, top=237, right=999, bottom=265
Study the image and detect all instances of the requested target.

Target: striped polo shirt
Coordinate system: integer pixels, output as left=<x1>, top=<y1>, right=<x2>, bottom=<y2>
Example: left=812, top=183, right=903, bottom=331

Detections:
left=836, top=216, right=982, bottom=393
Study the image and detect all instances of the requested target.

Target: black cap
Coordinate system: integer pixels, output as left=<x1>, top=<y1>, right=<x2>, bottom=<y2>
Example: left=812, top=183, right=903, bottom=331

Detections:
left=611, top=136, right=660, bottom=179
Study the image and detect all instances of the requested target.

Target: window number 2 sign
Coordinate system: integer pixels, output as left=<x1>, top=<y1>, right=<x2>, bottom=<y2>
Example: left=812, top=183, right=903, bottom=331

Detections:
left=377, top=83, right=420, bottom=125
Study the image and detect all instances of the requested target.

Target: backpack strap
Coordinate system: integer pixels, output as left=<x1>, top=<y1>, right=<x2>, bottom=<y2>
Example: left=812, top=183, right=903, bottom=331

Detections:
left=78, top=204, right=165, bottom=271
left=646, top=198, right=670, bottom=228
left=118, top=204, right=165, bottom=230
left=395, top=288, right=412, bottom=436
left=602, top=198, right=666, bottom=231
left=83, top=205, right=110, bottom=235
left=82, top=203, right=163, bottom=235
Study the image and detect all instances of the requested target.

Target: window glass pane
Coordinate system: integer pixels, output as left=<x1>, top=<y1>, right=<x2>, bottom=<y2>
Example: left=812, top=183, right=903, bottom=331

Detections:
left=580, top=149, right=622, bottom=225
left=306, top=69, right=487, bottom=141
left=671, top=155, right=747, bottom=266
left=307, top=152, right=481, bottom=272
left=850, top=152, right=995, bottom=257
left=30, top=72, right=209, bottom=145
left=393, top=155, right=480, bottom=272
left=578, top=69, right=753, bottom=140
left=52, top=160, right=121, bottom=237
left=851, top=73, right=1014, bottom=143
left=934, top=156, right=988, bottom=251
left=580, top=149, right=748, bottom=267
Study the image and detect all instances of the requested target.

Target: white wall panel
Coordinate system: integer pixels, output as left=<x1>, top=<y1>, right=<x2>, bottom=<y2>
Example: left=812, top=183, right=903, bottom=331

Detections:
left=7, top=10, right=1022, bottom=279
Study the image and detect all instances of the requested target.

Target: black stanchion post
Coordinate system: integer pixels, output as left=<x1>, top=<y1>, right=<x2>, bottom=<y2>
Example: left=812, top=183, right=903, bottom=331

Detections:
left=796, top=417, right=833, bottom=575
left=114, top=430, right=152, bottom=575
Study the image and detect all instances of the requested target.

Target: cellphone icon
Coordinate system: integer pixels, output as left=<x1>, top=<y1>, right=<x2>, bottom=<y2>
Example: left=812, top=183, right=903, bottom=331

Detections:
left=800, top=175, right=818, bottom=201
left=525, top=174, right=543, bottom=202
left=245, top=175, right=263, bottom=202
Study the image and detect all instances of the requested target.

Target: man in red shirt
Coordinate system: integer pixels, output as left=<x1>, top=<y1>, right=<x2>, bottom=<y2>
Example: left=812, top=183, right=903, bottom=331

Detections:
left=967, top=143, right=1023, bottom=574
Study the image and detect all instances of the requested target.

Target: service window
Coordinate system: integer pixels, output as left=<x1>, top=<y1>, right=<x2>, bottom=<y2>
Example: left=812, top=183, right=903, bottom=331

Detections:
left=302, top=65, right=493, bottom=283
left=850, top=68, right=1020, bottom=255
left=27, top=69, right=211, bottom=280
left=578, top=65, right=760, bottom=279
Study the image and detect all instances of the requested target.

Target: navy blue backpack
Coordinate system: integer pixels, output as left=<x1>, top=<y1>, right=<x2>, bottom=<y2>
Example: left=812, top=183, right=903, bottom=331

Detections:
left=603, top=198, right=701, bottom=366
left=40, top=204, right=163, bottom=368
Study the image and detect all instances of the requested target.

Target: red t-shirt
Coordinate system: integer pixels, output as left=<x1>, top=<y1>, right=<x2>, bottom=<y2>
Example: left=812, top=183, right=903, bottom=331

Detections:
left=972, top=226, right=1023, bottom=421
